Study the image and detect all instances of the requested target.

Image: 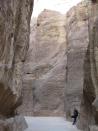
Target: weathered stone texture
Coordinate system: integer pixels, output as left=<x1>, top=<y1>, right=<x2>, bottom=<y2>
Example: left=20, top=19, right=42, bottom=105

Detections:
left=17, top=76, right=34, bottom=116
left=0, top=116, right=27, bottom=131
left=17, top=18, right=37, bottom=116
left=89, top=125, right=98, bottom=131
left=65, top=2, right=89, bottom=119
left=0, top=0, right=33, bottom=117
left=64, top=2, right=98, bottom=130
left=21, top=10, right=67, bottom=116
left=78, top=3, right=98, bottom=131
left=15, top=2, right=98, bottom=131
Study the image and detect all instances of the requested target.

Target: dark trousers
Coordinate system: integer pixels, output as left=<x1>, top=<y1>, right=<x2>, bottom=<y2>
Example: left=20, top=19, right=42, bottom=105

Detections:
left=71, top=115, right=77, bottom=125
left=72, top=117, right=77, bottom=125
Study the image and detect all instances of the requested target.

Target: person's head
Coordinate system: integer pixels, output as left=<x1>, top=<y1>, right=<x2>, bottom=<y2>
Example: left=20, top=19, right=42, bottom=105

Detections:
left=74, top=108, right=77, bottom=111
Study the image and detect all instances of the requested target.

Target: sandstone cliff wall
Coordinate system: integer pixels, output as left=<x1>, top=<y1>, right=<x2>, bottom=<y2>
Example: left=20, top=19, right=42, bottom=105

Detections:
left=18, top=2, right=92, bottom=119
left=65, top=1, right=89, bottom=119
left=0, top=0, right=33, bottom=118
left=17, top=2, right=98, bottom=131
left=0, top=0, right=33, bottom=130
left=78, top=3, right=98, bottom=131
left=17, top=18, right=37, bottom=116
left=65, top=2, right=98, bottom=131
left=20, top=10, right=67, bottom=116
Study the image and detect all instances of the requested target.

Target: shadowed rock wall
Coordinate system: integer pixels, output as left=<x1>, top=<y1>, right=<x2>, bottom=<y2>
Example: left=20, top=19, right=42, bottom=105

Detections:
left=0, top=0, right=33, bottom=117
left=79, top=2, right=98, bottom=131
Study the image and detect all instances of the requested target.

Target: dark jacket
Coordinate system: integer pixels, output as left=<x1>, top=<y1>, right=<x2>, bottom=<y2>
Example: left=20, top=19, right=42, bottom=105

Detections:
left=71, top=109, right=78, bottom=118
left=74, top=109, right=78, bottom=117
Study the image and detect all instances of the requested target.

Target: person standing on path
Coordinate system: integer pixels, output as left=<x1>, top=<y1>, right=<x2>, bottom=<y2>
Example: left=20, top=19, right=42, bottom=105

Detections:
left=71, top=108, right=79, bottom=125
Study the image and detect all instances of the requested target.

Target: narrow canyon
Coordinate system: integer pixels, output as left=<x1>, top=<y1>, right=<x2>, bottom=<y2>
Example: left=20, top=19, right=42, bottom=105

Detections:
left=0, top=0, right=98, bottom=131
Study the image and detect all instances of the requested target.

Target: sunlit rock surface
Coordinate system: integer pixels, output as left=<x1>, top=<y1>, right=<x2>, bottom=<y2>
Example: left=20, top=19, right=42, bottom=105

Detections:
left=65, top=1, right=89, bottom=119
left=21, top=9, right=67, bottom=116
left=17, top=1, right=98, bottom=131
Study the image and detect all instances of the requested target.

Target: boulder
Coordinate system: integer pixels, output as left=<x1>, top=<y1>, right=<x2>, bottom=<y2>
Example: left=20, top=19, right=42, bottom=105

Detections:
left=0, top=116, right=27, bottom=131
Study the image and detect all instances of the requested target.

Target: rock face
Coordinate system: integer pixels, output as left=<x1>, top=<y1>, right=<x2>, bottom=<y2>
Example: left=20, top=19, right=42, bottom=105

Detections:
left=16, top=1, right=98, bottom=130
left=78, top=3, right=98, bottom=131
left=20, top=10, right=67, bottom=116
left=33, top=10, right=66, bottom=116
left=65, top=2, right=89, bottom=119
left=0, top=116, right=27, bottom=131
left=17, top=18, right=37, bottom=116
left=0, top=0, right=33, bottom=118
left=65, top=1, right=98, bottom=130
